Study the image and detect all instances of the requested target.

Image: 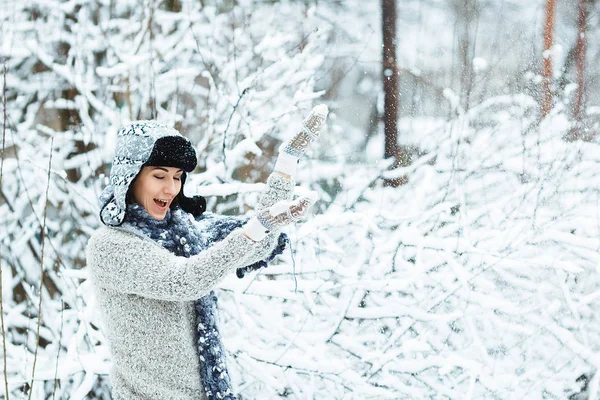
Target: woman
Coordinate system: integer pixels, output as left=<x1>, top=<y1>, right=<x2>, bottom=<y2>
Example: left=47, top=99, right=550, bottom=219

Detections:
left=86, top=105, right=328, bottom=400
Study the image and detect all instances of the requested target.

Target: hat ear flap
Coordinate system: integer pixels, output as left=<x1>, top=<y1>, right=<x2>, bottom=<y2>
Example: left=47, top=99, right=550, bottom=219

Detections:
left=178, top=195, right=207, bottom=217
left=173, top=172, right=207, bottom=217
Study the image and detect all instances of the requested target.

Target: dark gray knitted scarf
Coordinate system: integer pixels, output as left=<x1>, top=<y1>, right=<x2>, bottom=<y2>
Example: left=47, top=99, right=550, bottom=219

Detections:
left=123, top=203, right=287, bottom=400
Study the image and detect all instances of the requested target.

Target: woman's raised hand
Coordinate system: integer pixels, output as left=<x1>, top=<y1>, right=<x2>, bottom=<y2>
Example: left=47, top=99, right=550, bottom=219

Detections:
left=244, top=104, right=327, bottom=241
left=243, top=192, right=318, bottom=242
left=273, top=104, right=329, bottom=177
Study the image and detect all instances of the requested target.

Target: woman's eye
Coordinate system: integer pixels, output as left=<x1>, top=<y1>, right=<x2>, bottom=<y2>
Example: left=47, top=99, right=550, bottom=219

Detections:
left=155, top=176, right=165, bottom=180
left=175, top=177, right=181, bottom=181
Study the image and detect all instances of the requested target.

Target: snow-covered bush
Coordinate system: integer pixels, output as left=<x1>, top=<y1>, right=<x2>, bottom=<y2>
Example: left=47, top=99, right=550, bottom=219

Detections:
left=1, top=0, right=600, bottom=399
left=1, top=0, right=331, bottom=398
left=228, top=94, right=600, bottom=398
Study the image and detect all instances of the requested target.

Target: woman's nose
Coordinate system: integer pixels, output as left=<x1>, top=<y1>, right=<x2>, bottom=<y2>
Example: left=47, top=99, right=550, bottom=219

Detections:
left=164, top=179, right=178, bottom=196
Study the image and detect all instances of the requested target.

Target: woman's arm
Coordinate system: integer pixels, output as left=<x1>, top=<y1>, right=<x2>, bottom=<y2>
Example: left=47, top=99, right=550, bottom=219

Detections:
left=256, top=105, right=328, bottom=211
left=86, top=227, right=261, bottom=301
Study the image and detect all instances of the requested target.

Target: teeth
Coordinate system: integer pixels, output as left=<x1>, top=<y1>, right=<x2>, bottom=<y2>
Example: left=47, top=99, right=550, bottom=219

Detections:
left=155, top=199, right=167, bottom=206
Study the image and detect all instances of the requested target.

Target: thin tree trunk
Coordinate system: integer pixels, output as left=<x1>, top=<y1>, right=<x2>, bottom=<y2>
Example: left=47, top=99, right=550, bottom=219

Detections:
left=541, top=0, right=556, bottom=117
left=451, top=0, right=479, bottom=112
left=1, top=64, right=10, bottom=400
left=382, top=0, right=408, bottom=187
left=382, top=0, right=398, bottom=161
left=458, top=0, right=476, bottom=111
left=572, top=0, right=588, bottom=138
left=167, top=0, right=182, bottom=12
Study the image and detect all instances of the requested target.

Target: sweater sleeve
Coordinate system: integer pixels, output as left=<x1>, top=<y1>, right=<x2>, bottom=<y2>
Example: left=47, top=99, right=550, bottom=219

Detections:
left=86, top=227, right=259, bottom=301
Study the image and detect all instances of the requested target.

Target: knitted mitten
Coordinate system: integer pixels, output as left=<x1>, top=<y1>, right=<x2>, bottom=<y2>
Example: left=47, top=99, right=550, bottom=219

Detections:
left=243, top=193, right=318, bottom=241
left=273, top=104, right=329, bottom=177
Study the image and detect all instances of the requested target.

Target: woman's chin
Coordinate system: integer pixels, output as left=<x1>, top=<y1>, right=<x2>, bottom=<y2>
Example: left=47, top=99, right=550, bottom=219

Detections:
left=144, top=201, right=169, bottom=220
left=144, top=205, right=167, bottom=220
left=149, top=210, right=167, bottom=220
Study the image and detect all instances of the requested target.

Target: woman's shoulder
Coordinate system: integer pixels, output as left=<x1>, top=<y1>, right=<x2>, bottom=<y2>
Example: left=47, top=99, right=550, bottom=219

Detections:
left=87, top=225, right=151, bottom=253
left=85, top=225, right=170, bottom=274
left=89, top=225, right=132, bottom=240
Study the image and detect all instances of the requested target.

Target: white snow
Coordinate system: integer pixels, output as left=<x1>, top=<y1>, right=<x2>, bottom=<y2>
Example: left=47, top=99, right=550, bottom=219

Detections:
left=2, top=1, right=599, bottom=399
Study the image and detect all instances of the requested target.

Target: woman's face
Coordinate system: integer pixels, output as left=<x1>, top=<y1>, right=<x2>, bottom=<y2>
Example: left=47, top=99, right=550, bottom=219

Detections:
left=131, top=166, right=183, bottom=220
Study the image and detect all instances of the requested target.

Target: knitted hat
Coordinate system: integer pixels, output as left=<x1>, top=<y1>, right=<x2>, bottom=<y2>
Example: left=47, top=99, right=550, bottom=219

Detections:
left=99, top=121, right=206, bottom=226
left=144, top=135, right=197, bottom=171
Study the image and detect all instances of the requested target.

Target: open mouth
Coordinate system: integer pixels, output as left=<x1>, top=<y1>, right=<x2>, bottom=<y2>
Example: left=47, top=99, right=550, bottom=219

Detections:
left=154, top=199, right=168, bottom=209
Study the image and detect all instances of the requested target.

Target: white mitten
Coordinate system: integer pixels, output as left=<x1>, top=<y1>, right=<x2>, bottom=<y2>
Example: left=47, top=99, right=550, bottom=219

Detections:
left=273, top=104, right=329, bottom=177
left=243, top=192, right=318, bottom=241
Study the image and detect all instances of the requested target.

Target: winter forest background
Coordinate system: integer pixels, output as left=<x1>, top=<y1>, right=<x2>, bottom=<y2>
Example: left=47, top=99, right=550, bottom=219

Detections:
left=1, top=0, right=600, bottom=398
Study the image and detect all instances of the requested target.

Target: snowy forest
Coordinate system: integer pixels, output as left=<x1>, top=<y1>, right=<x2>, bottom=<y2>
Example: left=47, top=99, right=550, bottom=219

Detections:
left=1, top=0, right=600, bottom=398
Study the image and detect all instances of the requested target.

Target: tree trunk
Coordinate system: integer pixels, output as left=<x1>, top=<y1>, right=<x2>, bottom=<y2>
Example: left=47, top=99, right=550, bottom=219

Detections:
left=541, top=0, right=556, bottom=117
left=166, top=0, right=182, bottom=12
left=381, top=0, right=398, bottom=161
left=572, top=0, right=588, bottom=139
left=455, top=0, right=478, bottom=112
left=382, top=0, right=407, bottom=186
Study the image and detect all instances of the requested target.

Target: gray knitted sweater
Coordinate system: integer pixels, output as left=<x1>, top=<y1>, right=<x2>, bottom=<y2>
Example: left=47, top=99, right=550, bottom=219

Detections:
left=86, top=175, right=293, bottom=400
